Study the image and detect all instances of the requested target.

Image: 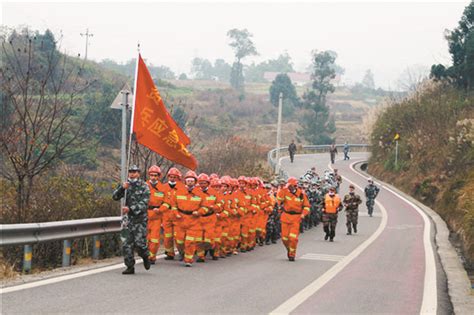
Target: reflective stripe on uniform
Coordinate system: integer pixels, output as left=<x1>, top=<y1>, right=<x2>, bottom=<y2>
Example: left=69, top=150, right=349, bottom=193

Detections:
left=176, top=240, right=184, bottom=244
left=206, top=196, right=217, bottom=201
left=150, top=238, right=159, bottom=243
left=289, top=233, right=297, bottom=239
left=177, top=195, right=187, bottom=200
left=185, top=254, right=194, bottom=259
left=190, top=196, right=202, bottom=201
left=164, top=233, right=173, bottom=238
left=282, top=237, right=289, bottom=241
left=185, top=236, right=195, bottom=241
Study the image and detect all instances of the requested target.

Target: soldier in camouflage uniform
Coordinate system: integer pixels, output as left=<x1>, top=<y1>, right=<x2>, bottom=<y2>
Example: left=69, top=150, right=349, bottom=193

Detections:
left=112, top=165, right=151, bottom=275
left=265, top=181, right=280, bottom=245
left=333, top=169, right=342, bottom=193
left=310, top=181, right=324, bottom=227
left=364, top=178, right=380, bottom=217
left=343, top=184, right=362, bottom=235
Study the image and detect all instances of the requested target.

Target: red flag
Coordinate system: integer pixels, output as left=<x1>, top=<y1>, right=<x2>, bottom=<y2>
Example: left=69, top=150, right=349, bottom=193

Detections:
left=132, top=54, right=197, bottom=170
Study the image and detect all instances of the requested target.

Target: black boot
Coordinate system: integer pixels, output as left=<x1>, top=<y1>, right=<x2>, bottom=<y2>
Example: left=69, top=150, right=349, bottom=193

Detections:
left=324, top=226, right=330, bottom=240
left=346, top=224, right=352, bottom=235
left=142, top=256, right=151, bottom=270
left=330, top=228, right=336, bottom=242
left=122, top=266, right=135, bottom=275
left=353, top=224, right=357, bottom=233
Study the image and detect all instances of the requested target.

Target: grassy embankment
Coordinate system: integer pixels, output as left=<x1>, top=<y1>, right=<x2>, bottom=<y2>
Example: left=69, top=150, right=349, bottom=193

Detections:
left=369, top=84, right=473, bottom=270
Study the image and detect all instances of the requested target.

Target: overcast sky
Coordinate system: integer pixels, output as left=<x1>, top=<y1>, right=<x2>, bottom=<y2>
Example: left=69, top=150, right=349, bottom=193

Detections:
left=2, top=0, right=470, bottom=89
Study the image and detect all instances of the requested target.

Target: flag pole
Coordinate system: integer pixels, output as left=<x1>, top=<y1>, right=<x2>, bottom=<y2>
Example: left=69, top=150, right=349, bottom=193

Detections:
left=122, top=44, right=141, bottom=218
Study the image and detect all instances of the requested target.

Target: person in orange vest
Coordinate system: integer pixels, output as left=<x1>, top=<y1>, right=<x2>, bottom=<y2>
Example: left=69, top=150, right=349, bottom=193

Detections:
left=161, top=167, right=184, bottom=260
left=228, top=178, right=244, bottom=255
left=196, top=173, right=219, bottom=262
left=259, top=182, right=275, bottom=246
left=247, top=178, right=261, bottom=250
left=210, top=178, right=224, bottom=260
left=219, top=176, right=234, bottom=257
left=322, top=186, right=343, bottom=242
left=146, top=165, right=171, bottom=264
left=235, top=176, right=252, bottom=252
left=255, top=178, right=270, bottom=246
left=171, top=171, right=208, bottom=267
left=277, top=177, right=311, bottom=261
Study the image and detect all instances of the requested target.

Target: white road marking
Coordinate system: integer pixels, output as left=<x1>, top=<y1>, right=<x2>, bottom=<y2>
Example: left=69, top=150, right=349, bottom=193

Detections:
left=1, top=255, right=163, bottom=295
left=338, top=158, right=437, bottom=314
left=300, top=253, right=345, bottom=262
left=269, top=160, right=388, bottom=315
left=380, top=185, right=438, bottom=314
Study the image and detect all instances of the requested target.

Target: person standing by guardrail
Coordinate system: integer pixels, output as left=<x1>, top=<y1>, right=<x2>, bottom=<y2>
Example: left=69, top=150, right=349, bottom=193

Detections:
left=113, top=164, right=151, bottom=275
left=343, top=141, right=350, bottom=160
left=329, top=143, right=338, bottom=164
left=288, top=140, right=297, bottom=163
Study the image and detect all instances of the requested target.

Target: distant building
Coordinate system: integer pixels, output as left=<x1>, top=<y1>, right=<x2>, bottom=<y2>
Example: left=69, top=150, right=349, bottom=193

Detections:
left=263, top=72, right=342, bottom=86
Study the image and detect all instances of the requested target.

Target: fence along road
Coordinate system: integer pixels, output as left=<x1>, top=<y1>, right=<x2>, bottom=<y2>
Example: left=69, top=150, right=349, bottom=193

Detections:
left=1, top=152, right=447, bottom=314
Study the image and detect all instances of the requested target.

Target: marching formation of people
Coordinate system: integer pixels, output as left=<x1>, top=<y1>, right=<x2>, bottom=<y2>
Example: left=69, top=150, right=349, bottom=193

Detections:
left=113, top=164, right=380, bottom=274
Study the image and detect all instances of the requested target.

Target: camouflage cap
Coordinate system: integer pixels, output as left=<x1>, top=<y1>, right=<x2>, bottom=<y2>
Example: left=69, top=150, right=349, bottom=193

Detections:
left=349, top=184, right=355, bottom=189
left=128, top=164, right=140, bottom=172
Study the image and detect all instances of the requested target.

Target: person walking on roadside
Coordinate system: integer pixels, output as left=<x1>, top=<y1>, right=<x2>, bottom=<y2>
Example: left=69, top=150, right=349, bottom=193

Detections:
left=364, top=178, right=380, bottom=217
left=288, top=140, right=297, bottom=163
left=329, top=143, right=338, bottom=164
left=322, top=187, right=342, bottom=242
left=343, top=184, right=362, bottom=235
left=113, top=165, right=151, bottom=274
left=343, top=142, right=350, bottom=160
left=277, top=177, right=310, bottom=261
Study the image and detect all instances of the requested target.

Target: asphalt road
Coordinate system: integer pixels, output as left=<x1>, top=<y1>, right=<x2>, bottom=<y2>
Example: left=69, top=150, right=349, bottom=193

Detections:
left=1, top=153, right=449, bottom=314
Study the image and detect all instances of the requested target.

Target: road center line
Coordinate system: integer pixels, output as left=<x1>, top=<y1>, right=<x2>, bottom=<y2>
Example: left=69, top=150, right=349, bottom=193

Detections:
left=269, top=159, right=388, bottom=315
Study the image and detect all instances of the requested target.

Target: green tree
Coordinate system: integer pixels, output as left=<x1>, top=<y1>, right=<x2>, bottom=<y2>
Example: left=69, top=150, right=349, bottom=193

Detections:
left=227, top=28, right=258, bottom=91
left=213, top=58, right=232, bottom=82
left=269, top=73, right=299, bottom=107
left=298, top=50, right=337, bottom=144
left=362, top=69, right=375, bottom=89
left=430, top=1, right=473, bottom=89
left=246, top=52, right=295, bottom=82
left=191, top=57, right=213, bottom=79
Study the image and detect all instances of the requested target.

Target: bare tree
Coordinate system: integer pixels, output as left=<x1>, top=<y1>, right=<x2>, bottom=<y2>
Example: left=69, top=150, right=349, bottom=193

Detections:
left=0, top=28, right=94, bottom=221
left=397, top=65, right=430, bottom=92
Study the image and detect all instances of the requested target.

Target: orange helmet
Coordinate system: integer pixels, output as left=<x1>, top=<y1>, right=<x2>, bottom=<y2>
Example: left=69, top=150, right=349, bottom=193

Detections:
left=167, top=167, right=181, bottom=178
left=148, top=165, right=161, bottom=175
left=231, top=178, right=239, bottom=187
left=237, top=176, right=247, bottom=183
left=220, top=176, right=231, bottom=186
left=287, top=177, right=298, bottom=187
left=249, top=177, right=258, bottom=186
left=198, top=173, right=210, bottom=182
left=211, top=179, right=221, bottom=187
left=185, top=170, right=198, bottom=180
left=210, top=173, right=219, bottom=179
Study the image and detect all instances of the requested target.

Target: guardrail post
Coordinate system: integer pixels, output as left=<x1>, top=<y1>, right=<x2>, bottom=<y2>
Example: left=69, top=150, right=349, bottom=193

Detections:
left=62, top=239, right=72, bottom=267
left=92, top=235, right=100, bottom=260
left=23, top=244, right=32, bottom=273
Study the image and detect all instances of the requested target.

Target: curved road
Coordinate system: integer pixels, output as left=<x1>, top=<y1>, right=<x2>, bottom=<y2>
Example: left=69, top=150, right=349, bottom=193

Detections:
left=1, top=153, right=450, bottom=314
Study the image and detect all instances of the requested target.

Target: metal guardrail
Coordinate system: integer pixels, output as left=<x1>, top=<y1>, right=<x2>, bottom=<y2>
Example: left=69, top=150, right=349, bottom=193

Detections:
left=0, top=217, right=121, bottom=246
left=1, top=217, right=121, bottom=272
left=267, top=143, right=371, bottom=177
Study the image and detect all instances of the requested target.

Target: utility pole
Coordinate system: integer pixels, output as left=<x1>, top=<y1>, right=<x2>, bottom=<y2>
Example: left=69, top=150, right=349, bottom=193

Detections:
left=80, top=28, right=93, bottom=60
left=275, top=92, right=283, bottom=174
left=395, top=140, right=399, bottom=169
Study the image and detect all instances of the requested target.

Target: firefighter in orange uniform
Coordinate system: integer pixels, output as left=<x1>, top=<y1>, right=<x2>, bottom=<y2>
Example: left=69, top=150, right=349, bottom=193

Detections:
left=162, top=167, right=184, bottom=260
left=196, top=173, right=219, bottom=262
left=171, top=171, right=208, bottom=267
left=146, top=165, right=171, bottom=264
left=236, top=176, right=252, bottom=252
left=247, top=178, right=261, bottom=250
left=277, top=177, right=311, bottom=261
left=219, top=177, right=234, bottom=257
left=211, top=179, right=226, bottom=259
